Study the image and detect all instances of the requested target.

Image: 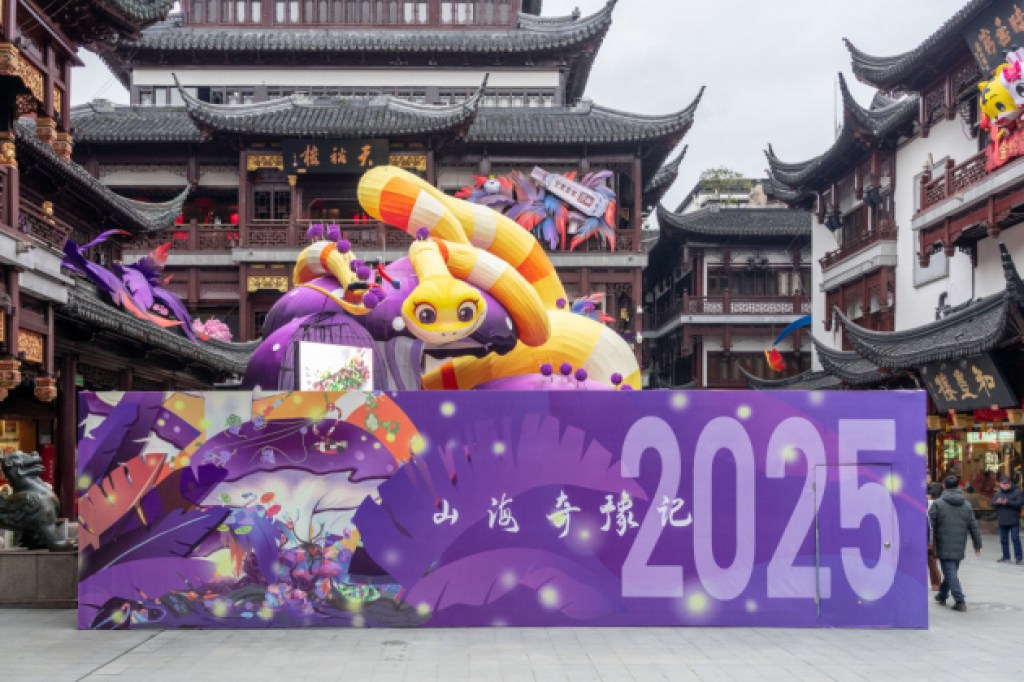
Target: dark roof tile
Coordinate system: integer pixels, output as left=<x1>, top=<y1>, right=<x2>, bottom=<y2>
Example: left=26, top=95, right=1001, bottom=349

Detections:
left=656, top=204, right=812, bottom=240
left=72, top=100, right=204, bottom=143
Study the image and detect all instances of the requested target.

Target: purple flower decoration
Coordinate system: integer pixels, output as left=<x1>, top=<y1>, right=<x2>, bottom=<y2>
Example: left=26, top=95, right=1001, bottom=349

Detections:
left=555, top=298, right=567, bottom=309
left=325, top=224, right=341, bottom=242
left=539, top=362, right=553, bottom=377
left=337, top=239, right=352, bottom=254
left=415, top=227, right=430, bottom=241
left=610, top=372, right=623, bottom=386
left=306, top=223, right=324, bottom=241
left=574, top=368, right=588, bottom=382
left=559, top=362, right=573, bottom=377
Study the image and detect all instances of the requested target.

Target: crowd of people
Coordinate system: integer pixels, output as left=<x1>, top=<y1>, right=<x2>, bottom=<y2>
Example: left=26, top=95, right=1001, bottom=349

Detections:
left=927, top=475, right=1023, bottom=612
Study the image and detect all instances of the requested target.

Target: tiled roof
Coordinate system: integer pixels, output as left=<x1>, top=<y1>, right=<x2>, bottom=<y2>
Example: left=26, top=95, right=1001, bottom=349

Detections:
left=179, top=79, right=484, bottom=138
left=72, top=101, right=203, bottom=143
left=765, top=74, right=918, bottom=193
left=643, top=145, right=686, bottom=209
left=467, top=89, right=702, bottom=144
left=656, top=204, right=812, bottom=241
left=762, top=175, right=816, bottom=208
left=845, top=0, right=989, bottom=91
left=59, top=283, right=254, bottom=377
left=102, top=0, right=617, bottom=99
left=71, top=90, right=702, bottom=149
left=55, top=0, right=173, bottom=43
left=812, top=338, right=887, bottom=386
left=836, top=245, right=1024, bottom=370
left=740, top=367, right=844, bottom=391
left=15, top=122, right=187, bottom=233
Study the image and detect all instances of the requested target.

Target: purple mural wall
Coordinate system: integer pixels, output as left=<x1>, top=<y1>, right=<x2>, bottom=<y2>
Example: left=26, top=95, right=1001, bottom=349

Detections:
left=77, top=390, right=927, bottom=629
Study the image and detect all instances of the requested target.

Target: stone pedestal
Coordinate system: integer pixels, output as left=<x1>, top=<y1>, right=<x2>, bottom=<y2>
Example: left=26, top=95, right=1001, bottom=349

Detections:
left=0, top=549, right=77, bottom=608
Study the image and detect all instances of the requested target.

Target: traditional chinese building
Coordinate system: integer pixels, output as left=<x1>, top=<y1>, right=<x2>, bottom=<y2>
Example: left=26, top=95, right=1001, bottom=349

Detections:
left=763, top=0, right=1024, bottom=493
left=70, top=0, right=697, bottom=356
left=0, top=0, right=249, bottom=512
left=642, top=179, right=812, bottom=388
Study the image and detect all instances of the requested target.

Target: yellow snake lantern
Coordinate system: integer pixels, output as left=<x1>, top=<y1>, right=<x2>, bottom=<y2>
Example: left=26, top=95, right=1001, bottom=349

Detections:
left=286, top=166, right=641, bottom=391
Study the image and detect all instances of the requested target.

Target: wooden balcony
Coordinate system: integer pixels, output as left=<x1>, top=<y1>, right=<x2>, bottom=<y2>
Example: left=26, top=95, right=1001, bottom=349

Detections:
left=125, top=218, right=639, bottom=255
left=646, top=294, right=810, bottom=329
left=18, top=202, right=74, bottom=251
left=819, top=226, right=898, bottom=270
left=917, top=152, right=990, bottom=215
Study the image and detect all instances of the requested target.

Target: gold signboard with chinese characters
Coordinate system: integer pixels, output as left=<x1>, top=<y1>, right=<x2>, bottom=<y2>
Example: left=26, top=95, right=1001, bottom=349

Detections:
left=388, top=154, right=428, bottom=172
left=918, top=353, right=1018, bottom=413
left=963, top=0, right=1024, bottom=73
left=247, top=276, right=289, bottom=293
left=282, top=138, right=389, bottom=174
left=246, top=154, right=284, bottom=172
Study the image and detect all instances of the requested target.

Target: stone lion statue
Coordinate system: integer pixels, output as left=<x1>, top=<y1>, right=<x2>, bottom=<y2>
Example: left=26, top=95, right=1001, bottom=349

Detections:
left=0, top=451, right=75, bottom=551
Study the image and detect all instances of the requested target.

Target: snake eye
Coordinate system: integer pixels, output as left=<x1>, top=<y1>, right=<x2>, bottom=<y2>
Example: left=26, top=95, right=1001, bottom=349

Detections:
left=457, top=301, right=478, bottom=323
left=415, top=303, right=437, bottom=325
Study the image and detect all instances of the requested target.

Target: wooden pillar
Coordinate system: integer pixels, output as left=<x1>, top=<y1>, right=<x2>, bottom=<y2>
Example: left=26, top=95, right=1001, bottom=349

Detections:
left=57, top=352, right=77, bottom=515
left=580, top=266, right=590, bottom=296
left=119, top=366, right=134, bottom=391
left=239, top=263, right=251, bottom=341
left=632, top=155, right=642, bottom=251
left=43, top=45, right=56, bottom=122
left=632, top=267, right=642, bottom=334
left=5, top=268, right=18, bottom=358
left=187, top=266, right=200, bottom=306
left=45, top=302, right=54, bottom=375
left=288, top=176, right=299, bottom=248
left=426, top=149, right=436, bottom=185
left=238, top=151, right=250, bottom=247
left=693, top=251, right=704, bottom=297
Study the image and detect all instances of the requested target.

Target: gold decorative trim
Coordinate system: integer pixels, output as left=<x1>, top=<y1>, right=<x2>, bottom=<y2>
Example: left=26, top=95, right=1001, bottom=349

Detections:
left=0, top=43, right=44, bottom=104
left=53, top=87, right=61, bottom=114
left=389, top=154, right=428, bottom=172
left=0, top=131, right=15, bottom=169
left=18, top=329, right=43, bottom=364
left=247, top=275, right=289, bottom=293
left=35, top=117, right=56, bottom=144
left=52, top=131, right=73, bottom=161
left=246, top=153, right=284, bottom=171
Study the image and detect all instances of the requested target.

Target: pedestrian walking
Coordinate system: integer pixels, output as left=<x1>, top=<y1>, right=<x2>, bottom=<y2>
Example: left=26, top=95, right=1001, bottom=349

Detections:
left=927, top=482, right=943, bottom=590
left=929, top=475, right=983, bottom=612
left=992, top=476, right=1024, bottom=565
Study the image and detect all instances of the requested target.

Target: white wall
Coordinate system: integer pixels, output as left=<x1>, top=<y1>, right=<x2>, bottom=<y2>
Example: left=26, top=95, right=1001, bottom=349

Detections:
left=810, top=210, right=838, bottom=365
left=892, top=118, right=979, bottom=330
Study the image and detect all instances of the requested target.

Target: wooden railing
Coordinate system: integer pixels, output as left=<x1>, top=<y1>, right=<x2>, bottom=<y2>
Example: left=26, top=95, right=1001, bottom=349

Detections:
left=125, top=218, right=640, bottom=255
left=917, top=152, right=990, bottom=214
left=18, top=202, right=74, bottom=250
left=820, top=226, right=898, bottom=270
left=646, top=294, right=810, bottom=329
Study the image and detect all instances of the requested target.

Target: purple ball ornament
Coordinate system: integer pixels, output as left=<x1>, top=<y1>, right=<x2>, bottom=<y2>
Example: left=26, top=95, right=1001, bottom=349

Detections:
left=574, top=368, right=588, bottom=383
left=337, top=239, right=352, bottom=254
left=325, top=223, right=341, bottom=242
left=539, top=362, right=553, bottom=378
left=415, top=227, right=431, bottom=241
left=555, top=298, right=567, bottom=309
left=356, top=265, right=372, bottom=281
left=620, top=384, right=634, bottom=391
left=610, top=372, right=623, bottom=386
left=362, top=291, right=380, bottom=309
left=559, top=362, right=573, bottom=377
left=349, top=258, right=364, bottom=273
left=306, top=223, right=325, bottom=241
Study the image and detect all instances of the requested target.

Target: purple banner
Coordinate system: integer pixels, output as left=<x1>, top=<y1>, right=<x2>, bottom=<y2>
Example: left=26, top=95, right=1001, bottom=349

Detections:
left=77, top=390, right=927, bottom=629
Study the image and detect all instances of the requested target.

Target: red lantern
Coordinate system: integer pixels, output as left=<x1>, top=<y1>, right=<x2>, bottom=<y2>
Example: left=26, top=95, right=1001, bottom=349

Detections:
left=229, top=212, right=239, bottom=225
left=764, top=348, right=786, bottom=372
left=193, top=197, right=215, bottom=210
left=175, top=214, right=185, bottom=225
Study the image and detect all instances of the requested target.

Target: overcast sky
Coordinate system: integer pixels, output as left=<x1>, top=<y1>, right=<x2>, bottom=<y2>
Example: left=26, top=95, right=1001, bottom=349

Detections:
left=72, top=0, right=968, bottom=210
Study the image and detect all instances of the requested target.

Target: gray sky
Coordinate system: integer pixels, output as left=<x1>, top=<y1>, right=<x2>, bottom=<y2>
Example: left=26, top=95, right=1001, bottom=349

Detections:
left=72, top=0, right=968, bottom=210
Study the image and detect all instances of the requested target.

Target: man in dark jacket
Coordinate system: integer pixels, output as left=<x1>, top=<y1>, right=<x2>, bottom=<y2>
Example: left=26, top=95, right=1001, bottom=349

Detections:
left=929, top=476, right=983, bottom=612
left=992, top=476, right=1024, bottom=564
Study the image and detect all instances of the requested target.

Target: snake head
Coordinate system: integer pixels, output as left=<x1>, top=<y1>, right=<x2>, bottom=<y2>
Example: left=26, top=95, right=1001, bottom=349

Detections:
left=401, top=278, right=486, bottom=345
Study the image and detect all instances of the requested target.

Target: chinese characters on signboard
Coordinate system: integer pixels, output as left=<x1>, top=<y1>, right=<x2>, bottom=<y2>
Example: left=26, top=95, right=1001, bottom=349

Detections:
left=962, top=0, right=1024, bottom=74
left=282, top=138, right=389, bottom=174
left=919, top=353, right=1017, bottom=412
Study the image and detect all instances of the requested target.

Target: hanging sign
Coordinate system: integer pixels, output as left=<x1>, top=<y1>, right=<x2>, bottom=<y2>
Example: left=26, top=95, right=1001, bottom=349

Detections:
left=962, top=0, right=1024, bottom=73
left=918, top=353, right=1017, bottom=412
left=283, top=139, right=389, bottom=174
left=530, top=167, right=609, bottom=218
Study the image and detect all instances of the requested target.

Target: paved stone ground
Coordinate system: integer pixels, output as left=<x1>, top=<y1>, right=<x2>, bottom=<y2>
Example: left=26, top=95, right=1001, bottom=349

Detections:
left=2, top=537, right=1021, bottom=682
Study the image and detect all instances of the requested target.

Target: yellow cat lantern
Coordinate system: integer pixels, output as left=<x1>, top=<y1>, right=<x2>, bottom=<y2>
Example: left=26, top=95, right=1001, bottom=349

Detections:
left=980, top=62, right=1024, bottom=140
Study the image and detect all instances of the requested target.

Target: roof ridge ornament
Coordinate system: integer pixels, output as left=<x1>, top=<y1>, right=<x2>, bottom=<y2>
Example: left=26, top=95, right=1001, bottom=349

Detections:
left=998, top=242, right=1024, bottom=300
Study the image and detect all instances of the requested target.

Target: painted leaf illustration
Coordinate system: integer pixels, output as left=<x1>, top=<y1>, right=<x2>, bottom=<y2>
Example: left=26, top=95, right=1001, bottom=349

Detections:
left=402, top=548, right=617, bottom=621
left=77, top=398, right=142, bottom=487
left=80, top=507, right=229, bottom=581
left=78, top=453, right=173, bottom=550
